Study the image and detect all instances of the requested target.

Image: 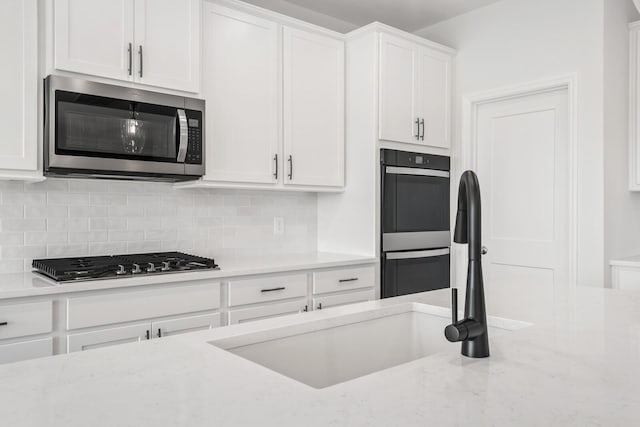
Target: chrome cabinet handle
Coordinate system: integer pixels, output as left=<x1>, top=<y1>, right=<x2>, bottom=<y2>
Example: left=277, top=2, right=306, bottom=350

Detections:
left=273, top=154, right=278, bottom=180
left=127, top=43, right=132, bottom=76
left=138, top=45, right=143, bottom=78
left=288, top=155, right=293, bottom=180
left=415, top=118, right=420, bottom=140
left=420, top=118, right=425, bottom=140
left=261, top=287, right=286, bottom=293
left=338, top=278, right=359, bottom=283
left=0, top=322, right=7, bottom=327
left=176, top=109, right=188, bottom=163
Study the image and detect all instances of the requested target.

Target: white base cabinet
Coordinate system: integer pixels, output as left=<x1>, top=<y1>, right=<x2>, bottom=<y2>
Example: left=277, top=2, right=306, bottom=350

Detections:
left=228, top=300, right=307, bottom=325
left=0, top=338, right=53, bottom=364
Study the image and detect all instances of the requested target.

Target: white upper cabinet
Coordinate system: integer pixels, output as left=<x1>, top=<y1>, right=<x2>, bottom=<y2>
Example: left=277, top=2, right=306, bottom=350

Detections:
left=202, top=4, right=280, bottom=184
left=379, top=32, right=452, bottom=149
left=54, top=0, right=135, bottom=81
left=379, top=33, right=419, bottom=144
left=133, top=0, right=200, bottom=92
left=54, top=0, right=200, bottom=93
left=0, top=0, right=38, bottom=173
left=283, top=27, right=345, bottom=187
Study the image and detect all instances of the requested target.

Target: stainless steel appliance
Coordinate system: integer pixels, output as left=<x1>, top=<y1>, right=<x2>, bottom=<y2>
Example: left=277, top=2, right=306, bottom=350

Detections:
left=44, top=75, right=205, bottom=181
left=32, top=252, right=218, bottom=283
left=381, top=149, right=451, bottom=298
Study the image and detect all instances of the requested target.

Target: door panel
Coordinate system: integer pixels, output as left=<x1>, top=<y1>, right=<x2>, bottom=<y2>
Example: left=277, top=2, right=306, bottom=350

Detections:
left=134, top=0, right=200, bottom=92
left=153, top=313, right=221, bottom=337
left=283, top=27, right=344, bottom=187
left=379, top=34, right=418, bottom=144
left=202, top=5, right=279, bottom=184
left=67, top=323, right=150, bottom=352
left=0, top=0, right=37, bottom=171
left=476, top=89, right=569, bottom=293
left=417, top=49, right=451, bottom=148
left=54, top=0, right=134, bottom=80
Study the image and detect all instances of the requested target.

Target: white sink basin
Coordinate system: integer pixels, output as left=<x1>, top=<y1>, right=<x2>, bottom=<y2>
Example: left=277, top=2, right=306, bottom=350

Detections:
left=210, top=303, right=530, bottom=389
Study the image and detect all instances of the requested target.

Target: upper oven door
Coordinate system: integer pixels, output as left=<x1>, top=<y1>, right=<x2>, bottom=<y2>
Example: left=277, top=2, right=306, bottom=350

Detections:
left=382, top=166, right=451, bottom=251
left=45, top=76, right=204, bottom=177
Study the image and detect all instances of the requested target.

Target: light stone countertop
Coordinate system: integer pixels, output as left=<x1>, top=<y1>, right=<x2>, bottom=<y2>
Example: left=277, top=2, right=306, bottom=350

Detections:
left=0, top=281, right=639, bottom=426
left=0, top=252, right=377, bottom=300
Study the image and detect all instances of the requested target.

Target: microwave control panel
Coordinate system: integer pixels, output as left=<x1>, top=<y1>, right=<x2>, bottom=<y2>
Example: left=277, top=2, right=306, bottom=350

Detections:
left=185, top=111, right=203, bottom=164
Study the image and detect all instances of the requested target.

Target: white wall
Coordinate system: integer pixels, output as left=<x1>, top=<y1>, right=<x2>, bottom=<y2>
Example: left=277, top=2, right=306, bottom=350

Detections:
left=0, top=180, right=317, bottom=273
left=603, top=0, right=640, bottom=286
left=416, top=0, right=607, bottom=286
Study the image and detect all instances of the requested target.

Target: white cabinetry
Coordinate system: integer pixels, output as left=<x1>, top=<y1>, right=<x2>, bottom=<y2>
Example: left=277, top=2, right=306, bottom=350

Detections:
left=379, top=32, right=452, bottom=149
left=312, top=265, right=376, bottom=310
left=0, top=338, right=53, bottom=365
left=202, top=4, right=280, bottom=184
left=228, top=300, right=307, bottom=325
left=630, top=22, right=640, bottom=190
left=313, top=289, right=375, bottom=310
left=611, top=256, right=640, bottom=291
left=283, top=27, right=345, bottom=187
left=0, top=301, right=53, bottom=364
left=54, top=0, right=200, bottom=92
left=0, top=0, right=38, bottom=176
left=195, top=4, right=345, bottom=191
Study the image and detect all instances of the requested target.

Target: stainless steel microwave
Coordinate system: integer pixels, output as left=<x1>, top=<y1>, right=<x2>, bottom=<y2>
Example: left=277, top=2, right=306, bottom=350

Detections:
left=44, top=75, right=205, bottom=182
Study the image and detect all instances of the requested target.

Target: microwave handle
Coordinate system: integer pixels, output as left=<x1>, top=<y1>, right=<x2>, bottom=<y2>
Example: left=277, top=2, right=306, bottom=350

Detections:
left=386, top=248, right=450, bottom=260
left=176, top=109, right=188, bottom=163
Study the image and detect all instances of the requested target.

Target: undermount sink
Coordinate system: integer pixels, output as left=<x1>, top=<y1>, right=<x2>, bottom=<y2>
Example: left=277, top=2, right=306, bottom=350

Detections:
left=210, top=303, right=531, bottom=389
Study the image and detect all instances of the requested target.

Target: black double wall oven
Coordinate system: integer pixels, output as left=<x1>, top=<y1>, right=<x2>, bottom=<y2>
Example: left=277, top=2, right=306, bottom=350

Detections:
left=381, top=149, right=451, bottom=298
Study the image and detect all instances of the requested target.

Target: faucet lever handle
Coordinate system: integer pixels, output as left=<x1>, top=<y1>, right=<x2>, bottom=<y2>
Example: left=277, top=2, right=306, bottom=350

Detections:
left=451, top=287, right=458, bottom=324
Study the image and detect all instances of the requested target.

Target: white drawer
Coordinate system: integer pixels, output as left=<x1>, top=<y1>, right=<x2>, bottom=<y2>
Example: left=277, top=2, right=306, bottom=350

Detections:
left=313, top=289, right=376, bottom=310
left=613, top=266, right=640, bottom=291
left=67, top=282, right=221, bottom=330
left=0, top=301, right=52, bottom=340
left=229, top=300, right=308, bottom=325
left=0, top=337, right=53, bottom=364
left=228, top=274, right=307, bottom=307
left=313, top=265, right=375, bottom=295
left=153, top=313, right=221, bottom=337
left=68, top=323, right=150, bottom=353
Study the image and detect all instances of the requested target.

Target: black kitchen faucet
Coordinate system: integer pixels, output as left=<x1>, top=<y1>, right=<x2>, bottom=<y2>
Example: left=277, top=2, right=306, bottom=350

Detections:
left=444, top=170, right=490, bottom=358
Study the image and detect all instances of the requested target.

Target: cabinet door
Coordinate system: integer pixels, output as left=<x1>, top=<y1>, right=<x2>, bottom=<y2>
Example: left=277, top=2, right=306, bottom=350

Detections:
left=313, top=289, right=375, bottom=311
left=67, top=323, right=150, bottom=353
left=202, top=4, right=280, bottom=184
left=0, top=338, right=53, bottom=365
left=152, top=313, right=221, bottom=338
left=133, top=0, right=200, bottom=92
left=228, top=300, right=308, bottom=325
left=283, top=27, right=345, bottom=187
left=417, top=47, right=451, bottom=148
left=379, top=33, right=419, bottom=144
left=54, top=0, right=134, bottom=81
left=0, top=0, right=38, bottom=172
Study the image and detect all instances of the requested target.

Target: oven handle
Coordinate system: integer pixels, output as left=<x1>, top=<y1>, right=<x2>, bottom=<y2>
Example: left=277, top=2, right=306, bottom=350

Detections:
left=385, top=166, right=450, bottom=178
left=386, top=248, right=450, bottom=260
left=176, top=109, right=189, bottom=163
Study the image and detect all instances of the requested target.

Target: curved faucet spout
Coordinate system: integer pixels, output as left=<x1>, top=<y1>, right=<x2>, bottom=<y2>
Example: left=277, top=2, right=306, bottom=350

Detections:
left=445, top=170, right=490, bottom=358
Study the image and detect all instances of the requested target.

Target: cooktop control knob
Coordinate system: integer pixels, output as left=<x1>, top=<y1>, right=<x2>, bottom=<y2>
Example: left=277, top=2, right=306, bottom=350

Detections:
left=147, top=262, right=156, bottom=272
left=116, top=264, right=127, bottom=275
left=162, top=261, right=171, bottom=271
left=132, top=263, right=142, bottom=274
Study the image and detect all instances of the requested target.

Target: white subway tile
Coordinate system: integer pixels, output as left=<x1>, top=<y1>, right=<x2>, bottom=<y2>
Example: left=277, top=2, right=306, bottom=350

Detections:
left=108, top=205, right=144, bottom=217
left=126, top=241, right=162, bottom=253
left=0, top=206, right=24, bottom=218
left=89, top=242, right=127, bottom=255
left=2, top=192, right=46, bottom=206
left=0, top=260, right=24, bottom=273
left=69, top=231, right=109, bottom=243
left=47, top=244, right=89, bottom=258
left=109, top=230, right=143, bottom=242
left=24, top=231, right=68, bottom=245
left=47, top=218, right=90, bottom=232
left=25, top=206, right=68, bottom=218
left=0, top=232, right=24, bottom=245
left=69, top=180, right=108, bottom=193
left=25, top=179, right=68, bottom=192
left=91, top=193, right=127, bottom=205
left=90, top=218, right=127, bottom=230
left=47, top=192, right=91, bottom=206
left=127, top=195, right=162, bottom=207
left=1, top=245, right=46, bottom=259
left=1, top=219, right=46, bottom=232
left=69, top=206, right=108, bottom=218
left=127, top=217, right=162, bottom=230
left=145, top=229, right=177, bottom=241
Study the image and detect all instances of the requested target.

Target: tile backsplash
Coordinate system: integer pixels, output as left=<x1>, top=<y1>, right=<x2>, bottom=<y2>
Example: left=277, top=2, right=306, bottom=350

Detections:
left=0, top=180, right=317, bottom=274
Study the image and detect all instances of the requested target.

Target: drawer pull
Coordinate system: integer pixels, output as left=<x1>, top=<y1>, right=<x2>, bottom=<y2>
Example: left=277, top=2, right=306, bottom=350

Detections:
left=157, top=328, right=162, bottom=338
left=261, top=287, right=286, bottom=293
left=338, top=278, right=359, bottom=283
left=0, top=322, right=7, bottom=327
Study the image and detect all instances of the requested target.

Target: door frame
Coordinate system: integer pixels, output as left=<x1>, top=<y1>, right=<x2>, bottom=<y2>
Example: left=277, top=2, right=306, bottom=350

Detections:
left=460, top=74, right=578, bottom=289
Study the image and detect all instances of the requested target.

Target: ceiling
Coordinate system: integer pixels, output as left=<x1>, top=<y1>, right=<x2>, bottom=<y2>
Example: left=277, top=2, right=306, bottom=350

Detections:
left=243, top=0, right=504, bottom=33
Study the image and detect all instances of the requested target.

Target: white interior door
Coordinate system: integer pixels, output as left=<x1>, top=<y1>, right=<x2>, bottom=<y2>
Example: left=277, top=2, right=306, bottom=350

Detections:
left=202, top=4, right=280, bottom=184
left=283, top=27, right=344, bottom=187
left=475, top=88, right=570, bottom=302
left=378, top=34, right=419, bottom=144
left=54, top=0, right=134, bottom=81
left=133, top=0, right=200, bottom=92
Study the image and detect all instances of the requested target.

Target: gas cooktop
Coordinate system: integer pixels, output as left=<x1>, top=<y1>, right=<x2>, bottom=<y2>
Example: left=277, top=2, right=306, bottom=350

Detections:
left=32, top=252, right=219, bottom=283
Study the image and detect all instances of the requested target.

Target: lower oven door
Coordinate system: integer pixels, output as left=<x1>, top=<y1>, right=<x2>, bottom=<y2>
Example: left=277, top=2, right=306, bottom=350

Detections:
left=382, top=248, right=450, bottom=298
